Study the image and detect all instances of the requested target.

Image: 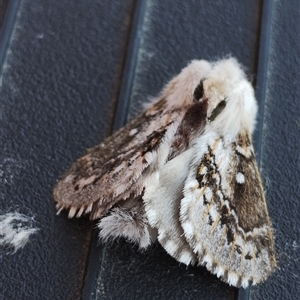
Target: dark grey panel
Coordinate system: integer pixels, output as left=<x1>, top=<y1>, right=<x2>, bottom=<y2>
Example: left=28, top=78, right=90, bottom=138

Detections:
left=251, top=0, right=300, bottom=299
left=1, top=0, right=134, bottom=299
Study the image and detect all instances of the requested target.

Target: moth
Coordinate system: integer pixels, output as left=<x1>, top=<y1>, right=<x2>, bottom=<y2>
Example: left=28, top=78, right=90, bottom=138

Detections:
left=54, top=58, right=276, bottom=288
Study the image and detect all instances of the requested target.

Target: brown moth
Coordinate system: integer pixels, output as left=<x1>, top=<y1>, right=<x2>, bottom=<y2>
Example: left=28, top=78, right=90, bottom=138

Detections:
left=53, top=58, right=276, bottom=288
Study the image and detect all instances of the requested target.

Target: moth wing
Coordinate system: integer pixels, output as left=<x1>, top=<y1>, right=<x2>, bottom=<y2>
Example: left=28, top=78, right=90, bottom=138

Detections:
left=180, top=131, right=276, bottom=288
left=54, top=97, right=185, bottom=219
left=143, top=100, right=208, bottom=264
left=143, top=148, right=197, bottom=265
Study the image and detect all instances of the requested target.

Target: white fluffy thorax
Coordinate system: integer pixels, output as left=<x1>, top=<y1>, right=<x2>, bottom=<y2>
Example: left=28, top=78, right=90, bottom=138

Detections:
left=204, top=58, right=257, bottom=137
left=161, top=60, right=212, bottom=108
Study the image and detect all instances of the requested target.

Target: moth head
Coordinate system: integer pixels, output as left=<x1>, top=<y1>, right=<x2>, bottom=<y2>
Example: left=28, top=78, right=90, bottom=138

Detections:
left=162, top=60, right=212, bottom=107
left=203, top=58, right=258, bottom=136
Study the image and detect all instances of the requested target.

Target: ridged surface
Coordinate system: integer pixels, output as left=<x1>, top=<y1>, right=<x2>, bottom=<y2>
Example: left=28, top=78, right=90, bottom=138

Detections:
left=1, top=0, right=299, bottom=299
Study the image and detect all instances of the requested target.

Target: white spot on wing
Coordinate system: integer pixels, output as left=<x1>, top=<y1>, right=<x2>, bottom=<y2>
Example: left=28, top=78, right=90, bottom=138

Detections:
left=209, top=205, right=218, bottom=221
left=184, top=179, right=199, bottom=191
left=236, top=172, right=245, bottom=184
left=204, top=187, right=213, bottom=201
left=193, top=243, right=203, bottom=254
left=143, top=152, right=154, bottom=164
left=68, top=207, right=77, bottom=218
left=129, top=128, right=138, bottom=136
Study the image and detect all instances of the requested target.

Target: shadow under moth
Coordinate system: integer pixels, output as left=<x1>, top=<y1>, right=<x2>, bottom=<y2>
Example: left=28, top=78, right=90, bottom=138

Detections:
left=54, top=58, right=276, bottom=288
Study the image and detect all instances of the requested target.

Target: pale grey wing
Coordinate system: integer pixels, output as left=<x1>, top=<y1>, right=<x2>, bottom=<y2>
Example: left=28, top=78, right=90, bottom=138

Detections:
left=143, top=101, right=208, bottom=264
left=54, top=97, right=186, bottom=219
left=180, top=132, right=276, bottom=288
left=144, top=148, right=197, bottom=264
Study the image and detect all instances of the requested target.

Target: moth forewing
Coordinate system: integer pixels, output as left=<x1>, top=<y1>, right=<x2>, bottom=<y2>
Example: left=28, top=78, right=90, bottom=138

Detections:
left=180, top=58, right=276, bottom=288
left=180, top=132, right=276, bottom=287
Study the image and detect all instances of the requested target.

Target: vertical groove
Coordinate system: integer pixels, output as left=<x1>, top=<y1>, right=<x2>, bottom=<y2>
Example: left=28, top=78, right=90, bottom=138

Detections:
left=111, top=0, right=147, bottom=132
left=253, top=0, right=274, bottom=162
left=236, top=0, right=274, bottom=300
left=0, top=0, right=21, bottom=73
left=80, top=1, right=147, bottom=299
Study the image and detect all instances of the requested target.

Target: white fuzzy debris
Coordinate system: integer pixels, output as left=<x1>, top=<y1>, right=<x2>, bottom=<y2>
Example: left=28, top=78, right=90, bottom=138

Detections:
left=0, top=212, right=38, bottom=253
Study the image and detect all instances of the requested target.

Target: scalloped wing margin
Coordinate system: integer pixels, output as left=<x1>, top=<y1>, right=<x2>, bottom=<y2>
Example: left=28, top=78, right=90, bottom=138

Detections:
left=180, top=131, right=276, bottom=288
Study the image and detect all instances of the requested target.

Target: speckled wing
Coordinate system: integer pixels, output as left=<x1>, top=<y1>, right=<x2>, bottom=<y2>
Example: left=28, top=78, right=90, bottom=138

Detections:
left=53, top=97, right=189, bottom=219
left=180, top=130, right=276, bottom=288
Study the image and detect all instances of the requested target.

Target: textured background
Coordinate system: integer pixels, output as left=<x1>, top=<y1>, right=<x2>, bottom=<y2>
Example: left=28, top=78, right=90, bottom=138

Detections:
left=1, top=0, right=299, bottom=299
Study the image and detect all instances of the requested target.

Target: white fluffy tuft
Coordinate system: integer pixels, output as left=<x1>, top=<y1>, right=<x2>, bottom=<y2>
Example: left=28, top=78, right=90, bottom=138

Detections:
left=98, top=206, right=155, bottom=249
left=0, top=212, right=38, bottom=253
left=204, top=57, right=257, bottom=137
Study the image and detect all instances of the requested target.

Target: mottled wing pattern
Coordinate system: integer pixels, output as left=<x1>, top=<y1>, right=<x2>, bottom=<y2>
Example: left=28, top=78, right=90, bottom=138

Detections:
left=180, top=131, right=276, bottom=288
left=54, top=97, right=187, bottom=219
